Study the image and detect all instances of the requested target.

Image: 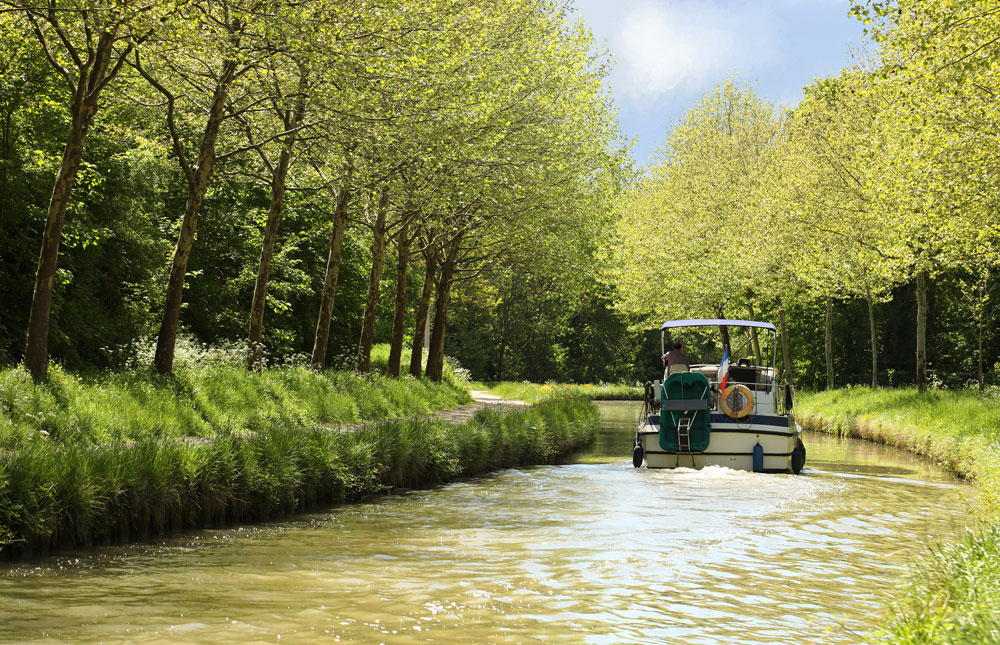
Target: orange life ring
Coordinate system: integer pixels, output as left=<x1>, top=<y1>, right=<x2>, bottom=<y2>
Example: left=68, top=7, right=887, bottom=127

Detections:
left=720, top=384, right=754, bottom=418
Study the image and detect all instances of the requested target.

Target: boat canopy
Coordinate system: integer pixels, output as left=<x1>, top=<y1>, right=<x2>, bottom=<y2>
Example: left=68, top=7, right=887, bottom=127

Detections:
left=660, top=319, right=777, bottom=332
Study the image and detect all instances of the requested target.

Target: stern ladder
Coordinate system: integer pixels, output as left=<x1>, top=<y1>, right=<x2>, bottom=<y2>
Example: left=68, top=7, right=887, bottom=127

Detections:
left=676, top=416, right=692, bottom=452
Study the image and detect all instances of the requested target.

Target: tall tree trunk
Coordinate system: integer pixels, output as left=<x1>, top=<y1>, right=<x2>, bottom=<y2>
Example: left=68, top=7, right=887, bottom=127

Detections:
left=824, top=298, right=834, bottom=390
left=915, top=270, right=928, bottom=393
left=356, top=187, right=390, bottom=373
left=23, top=32, right=116, bottom=379
left=247, top=80, right=307, bottom=371
left=425, top=235, right=462, bottom=382
left=714, top=306, right=730, bottom=352
left=497, top=286, right=511, bottom=380
left=154, top=61, right=237, bottom=375
left=408, top=247, right=437, bottom=378
left=979, top=278, right=985, bottom=396
left=310, top=172, right=353, bottom=370
left=747, top=302, right=762, bottom=366
left=776, top=296, right=793, bottom=386
left=866, top=291, right=878, bottom=388
left=246, top=145, right=293, bottom=371
left=386, top=221, right=410, bottom=378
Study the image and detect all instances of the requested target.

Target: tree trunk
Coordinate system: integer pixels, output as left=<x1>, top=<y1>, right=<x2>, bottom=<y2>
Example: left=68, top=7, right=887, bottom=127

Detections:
left=310, top=172, right=353, bottom=371
left=866, top=292, right=878, bottom=388
left=386, top=221, right=410, bottom=378
left=776, top=296, right=793, bottom=386
left=408, top=246, right=437, bottom=378
left=356, top=187, right=390, bottom=373
left=714, top=307, right=730, bottom=353
left=425, top=263, right=456, bottom=383
left=425, top=235, right=462, bottom=382
left=154, top=61, right=237, bottom=375
left=915, top=270, right=928, bottom=393
left=23, top=32, right=116, bottom=379
left=24, top=93, right=91, bottom=378
left=824, top=298, right=834, bottom=390
left=979, top=279, right=985, bottom=396
left=747, top=302, right=762, bottom=366
left=497, top=286, right=510, bottom=380
left=247, top=82, right=307, bottom=371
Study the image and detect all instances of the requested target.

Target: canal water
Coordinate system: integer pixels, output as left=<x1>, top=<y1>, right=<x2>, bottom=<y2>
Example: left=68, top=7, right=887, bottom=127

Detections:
left=0, top=402, right=975, bottom=643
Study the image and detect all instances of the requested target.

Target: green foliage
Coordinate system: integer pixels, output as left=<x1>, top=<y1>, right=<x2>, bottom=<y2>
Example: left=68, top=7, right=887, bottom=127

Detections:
left=447, top=279, right=642, bottom=383
left=606, top=77, right=782, bottom=323
left=0, top=0, right=630, bottom=384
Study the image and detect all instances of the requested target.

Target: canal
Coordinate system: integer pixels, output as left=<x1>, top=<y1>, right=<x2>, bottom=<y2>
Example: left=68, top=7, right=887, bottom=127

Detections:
left=0, top=402, right=974, bottom=643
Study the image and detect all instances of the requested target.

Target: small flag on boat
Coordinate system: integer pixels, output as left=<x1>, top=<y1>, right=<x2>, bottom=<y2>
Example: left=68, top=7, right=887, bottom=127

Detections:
left=719, top=346, right=730, bottom=390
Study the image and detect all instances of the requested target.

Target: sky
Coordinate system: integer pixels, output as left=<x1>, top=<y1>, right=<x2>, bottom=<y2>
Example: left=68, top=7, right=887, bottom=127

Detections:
left=569, top=0, right=869, bottom=165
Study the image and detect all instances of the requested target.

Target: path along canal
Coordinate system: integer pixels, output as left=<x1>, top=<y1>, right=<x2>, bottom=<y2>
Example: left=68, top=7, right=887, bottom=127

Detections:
left=0, top=401, right=975, bottom=643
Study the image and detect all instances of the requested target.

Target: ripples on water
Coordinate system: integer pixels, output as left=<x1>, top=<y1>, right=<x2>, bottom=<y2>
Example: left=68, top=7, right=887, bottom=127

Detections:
left=0, top=402, right=974, bottom=643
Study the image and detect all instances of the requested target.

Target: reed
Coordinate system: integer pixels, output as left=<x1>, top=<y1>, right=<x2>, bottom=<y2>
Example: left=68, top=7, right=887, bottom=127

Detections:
left=0, top=386, right=596, bottom=558
left=876, top=522, right=1000, bottom=644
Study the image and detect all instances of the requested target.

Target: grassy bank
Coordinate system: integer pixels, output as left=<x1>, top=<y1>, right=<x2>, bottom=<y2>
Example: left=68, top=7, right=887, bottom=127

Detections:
left=0, top=361, right=596, bottom=557
left=474, top=381, right=643, bottom=403
left=798, top=387, right=1000, bottom=513
left=798, top=387, right=1000, bottom=642
left=0, top=363, right=471, bottom=448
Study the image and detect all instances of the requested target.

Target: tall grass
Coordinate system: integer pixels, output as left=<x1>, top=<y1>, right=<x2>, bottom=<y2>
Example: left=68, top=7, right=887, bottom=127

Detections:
left=877, top=522, right=1000, bottom=644
left=0, top=393, right=597, bottom=558
left=798, top=386, right=1000, bottom=642
left=0, top=362, right=471, bottom=449
left=474, top=381, right=643, bottom=403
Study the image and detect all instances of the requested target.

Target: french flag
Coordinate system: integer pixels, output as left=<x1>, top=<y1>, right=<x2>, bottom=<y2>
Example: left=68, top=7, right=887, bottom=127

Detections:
left=719, top=346, right=730, bottom=390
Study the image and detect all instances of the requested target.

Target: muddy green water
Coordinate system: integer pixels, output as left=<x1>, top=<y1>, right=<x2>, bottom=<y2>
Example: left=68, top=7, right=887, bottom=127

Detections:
left=0, top=402, right=975, bottom=643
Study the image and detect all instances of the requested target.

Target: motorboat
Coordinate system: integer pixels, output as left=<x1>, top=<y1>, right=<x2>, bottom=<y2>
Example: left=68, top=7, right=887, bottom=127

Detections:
left=633, top=319, right=806, bottom=474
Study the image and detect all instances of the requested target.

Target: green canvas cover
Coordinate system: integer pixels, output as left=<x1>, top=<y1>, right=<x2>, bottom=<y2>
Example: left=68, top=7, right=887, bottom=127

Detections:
left=660, top=371, right=712, bottom=452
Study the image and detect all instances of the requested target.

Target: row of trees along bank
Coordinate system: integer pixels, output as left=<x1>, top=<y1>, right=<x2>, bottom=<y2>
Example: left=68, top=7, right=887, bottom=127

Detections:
left=0, top=0, right=629, bottom=380
left=605, top=0, right=1000, bottom=394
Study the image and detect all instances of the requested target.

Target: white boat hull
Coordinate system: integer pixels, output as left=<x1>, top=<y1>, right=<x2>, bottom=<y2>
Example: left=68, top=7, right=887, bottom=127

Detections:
left=636, top=418, right=799, bottom=473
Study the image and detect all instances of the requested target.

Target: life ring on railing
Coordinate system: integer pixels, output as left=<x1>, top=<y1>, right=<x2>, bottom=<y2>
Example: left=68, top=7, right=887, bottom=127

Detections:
left=720, top=384, right=754, bottom=418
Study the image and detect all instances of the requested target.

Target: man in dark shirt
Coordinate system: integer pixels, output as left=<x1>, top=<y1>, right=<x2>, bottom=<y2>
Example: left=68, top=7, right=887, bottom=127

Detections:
left=662, top=341, right=691, bottom=373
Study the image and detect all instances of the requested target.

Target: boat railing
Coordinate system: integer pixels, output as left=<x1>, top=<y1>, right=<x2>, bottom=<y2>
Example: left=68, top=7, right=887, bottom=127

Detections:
left=680, top=364, right=775, bottom=416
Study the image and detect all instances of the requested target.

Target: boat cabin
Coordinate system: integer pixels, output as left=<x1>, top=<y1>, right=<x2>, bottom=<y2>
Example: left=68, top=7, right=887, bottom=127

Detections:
left=654, top=318, right=789, bottom=418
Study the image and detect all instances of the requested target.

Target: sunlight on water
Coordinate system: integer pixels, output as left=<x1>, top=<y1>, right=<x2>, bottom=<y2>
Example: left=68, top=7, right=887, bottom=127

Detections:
left=0, top=402, right=975, bottom=643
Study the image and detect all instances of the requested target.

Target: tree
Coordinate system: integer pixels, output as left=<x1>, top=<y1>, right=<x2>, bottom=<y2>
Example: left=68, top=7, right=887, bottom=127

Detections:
left=245, top=58, right=312, bottom=371
left=2, top=0, right=169, bottom=377
left=854, top=0, right=1000, bottom=391
left=776, top=72, right=907, bottom=388
left=607, top=79, right=782, bottom=357
left=132, top=0, right=301, bottom=374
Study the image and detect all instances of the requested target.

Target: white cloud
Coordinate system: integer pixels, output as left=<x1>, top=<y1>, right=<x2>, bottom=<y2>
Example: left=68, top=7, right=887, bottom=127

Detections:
left=574, top=0, right=779, bottom=102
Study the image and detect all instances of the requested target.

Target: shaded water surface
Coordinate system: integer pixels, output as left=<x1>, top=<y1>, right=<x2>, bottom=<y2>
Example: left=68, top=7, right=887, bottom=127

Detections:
left=0, top=402, right=974, bottom=643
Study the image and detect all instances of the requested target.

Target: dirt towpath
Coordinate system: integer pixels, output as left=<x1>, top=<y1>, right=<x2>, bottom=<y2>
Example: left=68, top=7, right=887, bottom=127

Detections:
left=427, top=390, right=529, bottom=424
